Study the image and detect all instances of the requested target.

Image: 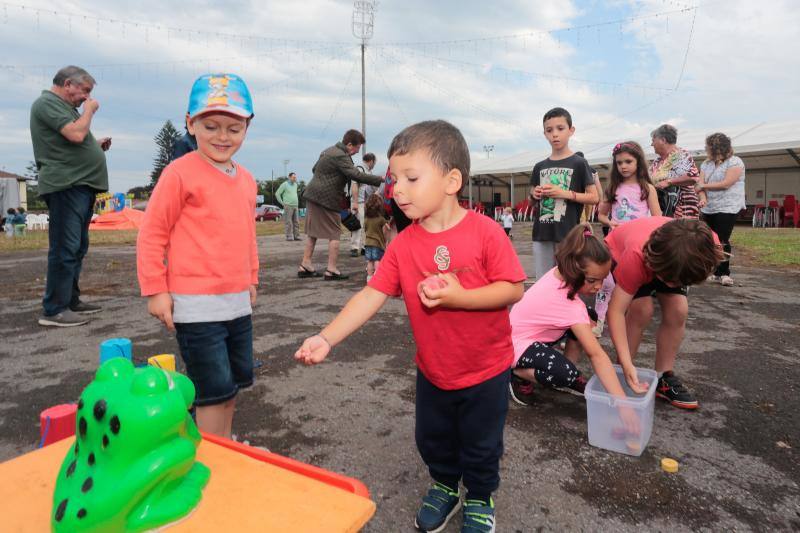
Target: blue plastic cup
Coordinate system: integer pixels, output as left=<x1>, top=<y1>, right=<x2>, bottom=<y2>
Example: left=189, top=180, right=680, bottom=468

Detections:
left=99, top=338, right=133, bottom=365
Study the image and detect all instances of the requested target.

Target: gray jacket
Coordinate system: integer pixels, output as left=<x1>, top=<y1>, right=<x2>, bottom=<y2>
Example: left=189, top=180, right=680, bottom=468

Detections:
left=302, top=142, right=383, bottom=211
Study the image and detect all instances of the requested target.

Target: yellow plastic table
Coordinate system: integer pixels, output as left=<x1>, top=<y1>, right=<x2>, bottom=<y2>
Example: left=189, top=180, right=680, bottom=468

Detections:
left=0, top=436, right=375, bottom=532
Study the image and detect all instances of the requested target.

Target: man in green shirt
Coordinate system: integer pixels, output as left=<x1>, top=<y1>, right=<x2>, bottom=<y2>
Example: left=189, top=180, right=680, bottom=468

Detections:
left=275, top=171, right=300, bottom=241
left=30, top=65, right=111, bottom=327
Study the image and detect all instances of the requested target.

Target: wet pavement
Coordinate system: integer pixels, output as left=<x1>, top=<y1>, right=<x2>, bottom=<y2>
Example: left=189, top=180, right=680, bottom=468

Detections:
left=1, top=223, right=798, bottom=531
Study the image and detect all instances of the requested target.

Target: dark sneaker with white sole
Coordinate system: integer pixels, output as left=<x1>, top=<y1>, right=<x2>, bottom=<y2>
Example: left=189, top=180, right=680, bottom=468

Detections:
left=70, top=301, right=102, bottom=314
left=38, top=309, right=90, bottom=327
left=656, top=371, right=698, bottom=409
left=554, top=375, right=588, bottom=396
left=509, top=374, right=536, bottom=406
left=461, top=497, right=496, bottom=533
left=414, top=482, right=461, bottom=532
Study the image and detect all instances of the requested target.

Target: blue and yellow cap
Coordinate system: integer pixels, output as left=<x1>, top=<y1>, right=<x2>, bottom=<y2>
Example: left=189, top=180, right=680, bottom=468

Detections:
left=187, top=73, right=254, bottom=119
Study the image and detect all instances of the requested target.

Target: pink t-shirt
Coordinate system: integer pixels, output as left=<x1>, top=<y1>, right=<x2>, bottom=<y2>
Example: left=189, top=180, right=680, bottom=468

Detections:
left=368, top=210, right=527, bottom=390
left=509, top=268, right=591, bottom=364
left=611, top=183, right=650, bottom=223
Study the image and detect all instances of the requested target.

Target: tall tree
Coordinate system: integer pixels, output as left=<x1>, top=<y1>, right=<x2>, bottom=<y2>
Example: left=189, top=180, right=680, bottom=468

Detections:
left=24, top=160, right=47, bottom=210
left=150, top=120, right=181, bottom=189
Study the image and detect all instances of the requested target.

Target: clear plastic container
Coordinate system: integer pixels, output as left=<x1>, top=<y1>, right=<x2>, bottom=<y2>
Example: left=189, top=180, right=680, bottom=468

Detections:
left=584, top=365, right=658, bottom=456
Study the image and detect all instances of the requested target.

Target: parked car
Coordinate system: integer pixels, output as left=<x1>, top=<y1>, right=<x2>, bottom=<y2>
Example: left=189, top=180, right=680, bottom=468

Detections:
left=255, top=205, right=282, bottom=221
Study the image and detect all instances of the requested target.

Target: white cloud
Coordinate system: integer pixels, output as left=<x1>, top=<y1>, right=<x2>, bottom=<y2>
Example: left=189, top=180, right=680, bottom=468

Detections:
left=0, top=0, right=796, bottom=190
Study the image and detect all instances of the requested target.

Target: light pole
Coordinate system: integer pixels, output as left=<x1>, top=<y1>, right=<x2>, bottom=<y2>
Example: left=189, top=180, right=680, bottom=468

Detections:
left=483, top=144, right=494, bottom=159
left=353, top=1, right=376, bottom=156
left=283, top=159, right=290, bottom=179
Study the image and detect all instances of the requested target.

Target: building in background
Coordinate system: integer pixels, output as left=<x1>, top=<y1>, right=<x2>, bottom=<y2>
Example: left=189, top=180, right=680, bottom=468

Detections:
left=0, top=170, right=30, bottom=212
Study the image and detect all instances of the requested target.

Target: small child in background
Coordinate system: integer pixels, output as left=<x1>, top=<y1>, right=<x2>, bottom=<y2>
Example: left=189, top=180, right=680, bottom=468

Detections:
left=501, top=206, right=514, bottom=238
left=362, top=193, right=388, bottom=281
left=593, top=142, right=661, bottom=336
left=137, top=73, right=259, bottom=439
left=509, top=223, right=642, bottom=431
left=4, top=208, right=16, bottom=237
left=15, top=207, right=27, bottom=225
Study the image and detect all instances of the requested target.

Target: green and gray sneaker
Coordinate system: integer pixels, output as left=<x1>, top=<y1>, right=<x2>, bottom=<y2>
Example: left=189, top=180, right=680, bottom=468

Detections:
left=414, top=482, right=462, bottom=532
left=461, top=497, right=496, bottom=533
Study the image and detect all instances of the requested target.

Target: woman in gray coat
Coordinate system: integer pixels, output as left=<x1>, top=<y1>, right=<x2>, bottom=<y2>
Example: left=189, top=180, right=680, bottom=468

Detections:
left=299, top=129, right=383, bottom=280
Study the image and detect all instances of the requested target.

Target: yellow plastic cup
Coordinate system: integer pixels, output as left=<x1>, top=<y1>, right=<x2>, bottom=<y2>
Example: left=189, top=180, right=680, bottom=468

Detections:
left=148, top=353, right=176, bottom=372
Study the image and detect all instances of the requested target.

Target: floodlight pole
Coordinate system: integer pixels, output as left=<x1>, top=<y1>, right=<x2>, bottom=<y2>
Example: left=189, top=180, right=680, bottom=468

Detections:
left=353, top=2, right=375, bottom=156
left=361, top=42, right=366, bottom=155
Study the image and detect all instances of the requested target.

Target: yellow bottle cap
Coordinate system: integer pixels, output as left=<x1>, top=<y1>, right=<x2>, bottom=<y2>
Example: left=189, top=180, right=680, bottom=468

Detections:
left=661, top=458, right=679, bottom=473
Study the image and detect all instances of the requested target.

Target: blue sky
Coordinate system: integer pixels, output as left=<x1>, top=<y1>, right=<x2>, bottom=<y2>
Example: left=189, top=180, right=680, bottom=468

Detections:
left=1, top=0, right=798, bottom=191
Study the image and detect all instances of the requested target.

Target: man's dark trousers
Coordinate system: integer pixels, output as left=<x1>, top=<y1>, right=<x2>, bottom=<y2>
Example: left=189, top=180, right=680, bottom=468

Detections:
left=42, top=185, right=96, bottom=316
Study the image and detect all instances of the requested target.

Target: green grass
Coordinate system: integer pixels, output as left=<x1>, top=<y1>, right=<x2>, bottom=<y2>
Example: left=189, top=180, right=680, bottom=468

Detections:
left=730, top=227, right=800, bottom=268
left=4, top=221, right=798, bottom=269
left=0, top=220, right=287, bottom=253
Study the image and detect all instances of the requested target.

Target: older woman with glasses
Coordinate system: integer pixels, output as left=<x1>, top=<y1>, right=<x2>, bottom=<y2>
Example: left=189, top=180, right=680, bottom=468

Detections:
left=649, top=124, right=701, bottom=219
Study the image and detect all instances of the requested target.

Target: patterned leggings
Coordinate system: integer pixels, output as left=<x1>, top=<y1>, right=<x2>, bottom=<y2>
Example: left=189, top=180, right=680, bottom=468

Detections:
left=514, top=341, right=580, bottom=387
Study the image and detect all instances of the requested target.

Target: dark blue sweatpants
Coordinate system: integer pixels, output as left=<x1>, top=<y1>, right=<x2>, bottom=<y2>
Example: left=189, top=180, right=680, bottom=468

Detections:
left=415, top=369, right=509, bottom=496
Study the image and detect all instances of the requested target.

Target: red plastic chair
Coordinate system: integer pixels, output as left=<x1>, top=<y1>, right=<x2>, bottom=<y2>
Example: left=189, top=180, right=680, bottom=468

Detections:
left=781, top=195, right=798, bottom=227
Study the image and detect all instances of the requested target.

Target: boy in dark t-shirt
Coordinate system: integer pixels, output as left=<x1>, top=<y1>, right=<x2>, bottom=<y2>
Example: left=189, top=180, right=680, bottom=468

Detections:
left=530, top=107, right=598, bottom=279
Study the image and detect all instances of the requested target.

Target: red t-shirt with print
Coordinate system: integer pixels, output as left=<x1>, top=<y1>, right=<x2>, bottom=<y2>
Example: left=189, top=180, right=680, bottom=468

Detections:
left=368, top=210, right=527, bottom=390
left=605, top=216, right=672, bottom=294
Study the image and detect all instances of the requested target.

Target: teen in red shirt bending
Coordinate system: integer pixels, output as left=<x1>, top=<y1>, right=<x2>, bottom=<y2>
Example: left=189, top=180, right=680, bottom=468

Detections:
left=295, top=120, right=525, bottom=533
left=606, top=217, right=723, bottom=409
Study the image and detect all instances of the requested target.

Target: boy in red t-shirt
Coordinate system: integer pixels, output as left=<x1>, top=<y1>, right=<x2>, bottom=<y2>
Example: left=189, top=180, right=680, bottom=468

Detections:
left=606, top=217, right=723, bottom=409
left=295, top=120, right=525, bottom=533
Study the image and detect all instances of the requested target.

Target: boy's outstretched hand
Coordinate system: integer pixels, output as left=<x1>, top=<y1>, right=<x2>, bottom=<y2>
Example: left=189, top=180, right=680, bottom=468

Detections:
left=295, top=335, right=331, bottom=365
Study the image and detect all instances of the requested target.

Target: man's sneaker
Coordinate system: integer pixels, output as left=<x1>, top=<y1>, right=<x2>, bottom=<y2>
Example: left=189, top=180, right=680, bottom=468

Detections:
left=414, top=482, right=461, bottom=532
left=707, top=275, right=721, bottom=283
left=656, top=371, right=698, bottom=409
left=554, top=375, right=588, bottom=396
left=719, top=275, right=734, bottom=287
left=509, top=374, right=535, bottom=406
left=38, top=309, right=90, bottom=327
left=461, top=497, right=496, bottom=533
left=70, top=301, right=102, bottom=315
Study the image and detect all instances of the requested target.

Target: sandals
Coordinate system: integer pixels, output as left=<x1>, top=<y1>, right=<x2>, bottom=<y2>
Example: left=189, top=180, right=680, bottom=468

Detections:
left=324, top=270, right=349, bottom=281
left=297, top=265, right=321, bottom=278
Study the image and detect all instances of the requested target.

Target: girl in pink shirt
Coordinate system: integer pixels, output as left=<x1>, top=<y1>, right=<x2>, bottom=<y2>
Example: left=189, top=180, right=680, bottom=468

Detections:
left=594, top=141, right=661, bottom=336
left=509, top=224, right=640, bottom=432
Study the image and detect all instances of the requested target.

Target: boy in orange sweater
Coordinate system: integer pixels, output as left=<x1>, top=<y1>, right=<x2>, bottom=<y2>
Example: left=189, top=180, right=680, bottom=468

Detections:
left=137, top=73, right=258, bottom=438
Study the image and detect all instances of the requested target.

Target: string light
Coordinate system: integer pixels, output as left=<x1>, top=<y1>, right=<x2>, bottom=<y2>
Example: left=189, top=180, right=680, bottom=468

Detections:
left=0, top=2, right=351, bottom=47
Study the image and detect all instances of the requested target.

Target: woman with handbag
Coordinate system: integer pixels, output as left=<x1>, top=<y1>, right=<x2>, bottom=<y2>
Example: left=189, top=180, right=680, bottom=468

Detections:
left=649, top=124, right=701, bottom=219
left=299, top=129, right=383, bottom=281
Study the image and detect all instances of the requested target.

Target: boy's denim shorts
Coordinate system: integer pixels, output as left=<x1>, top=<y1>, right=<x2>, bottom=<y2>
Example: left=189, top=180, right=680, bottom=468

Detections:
left=364, top=246, right=384, bottom=261
left=175, top=314, right=254, bottom=406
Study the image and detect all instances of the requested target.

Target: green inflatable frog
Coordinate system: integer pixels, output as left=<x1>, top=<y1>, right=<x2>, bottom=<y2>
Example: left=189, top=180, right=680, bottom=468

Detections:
left=51, top=358, right=210, bottom=532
